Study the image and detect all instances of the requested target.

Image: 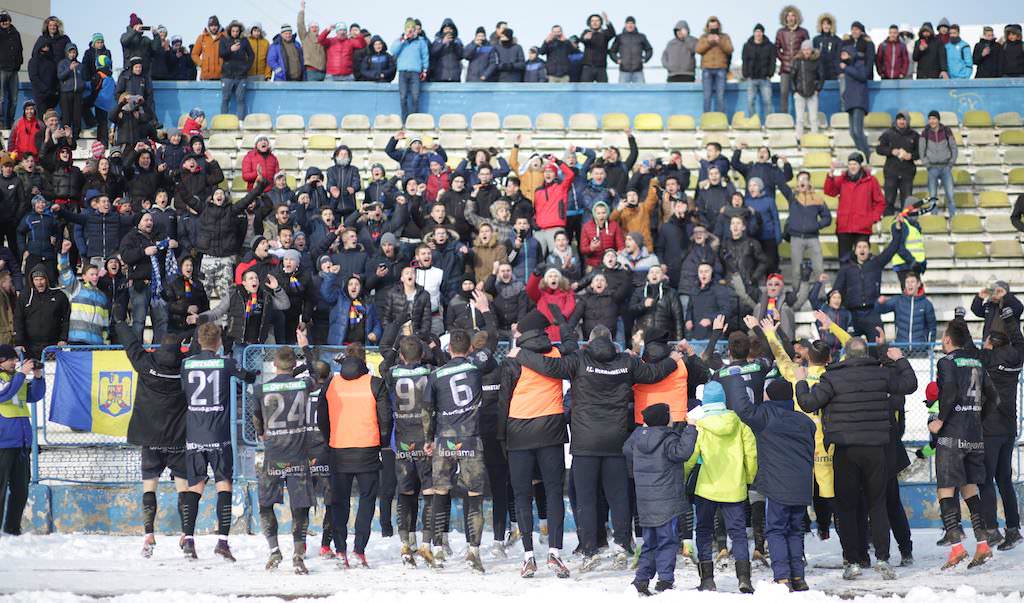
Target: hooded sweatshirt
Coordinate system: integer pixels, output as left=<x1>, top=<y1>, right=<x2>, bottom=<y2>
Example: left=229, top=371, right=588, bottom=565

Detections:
left=661, top=21, right=698, bottom=77
left=429, top=18, right=463, bottom=82
left=359, top=36, right=396, bottom=82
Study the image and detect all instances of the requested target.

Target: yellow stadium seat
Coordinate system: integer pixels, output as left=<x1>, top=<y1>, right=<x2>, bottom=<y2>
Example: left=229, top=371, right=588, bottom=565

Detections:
left=311, top=114, right=340, bottom=130
left=973, top=168, right=1004, bottom=185
left=918, top=215, right=948, bottom=234
left=1001, top=130, right=1024, bottom=145
left=978, top=191, right=1010, bottom=208
left=274, top=133, right=304, bottom=150
left=242, top=113, right=272, bottom=130
left=206, top=133, right=237, bottom=150
left=667, top=114, right=696, bottom=130
left=972, top=147, right=1002, bottom=165
left=802, top=151, right=832, bottom=168
left=821, top=241, right=838, bottom=259
left=987, top=215, right=1016, bottom=233
left=1005, top=147, right=1024, bottom=165
left=502, top=114, right=533, bottom=130
left=907, top=112, right=925, bottom=128
left=569, top=113, right=599, bottom=131
left=1010, top=168, right=1024, bottom=185
left=700, top=112, right=728, bottom=131
left=634, top=113, right=664, bottom=131
left=735, top=132, right=764, bottom=148
left=990, top=240, right=1023, bottom=258
left=601, top=113, right=630, bottom=131
left=307, top=134, right=336, bottom=150
left=470, top=112, right=500, bottom=130
left=912, top=171, right=927, bottom=187
left=439, top=114, right=468, bottom=130
left=274, top=114, right=305, bottom=130
left=373, top=114, right=403, bottom=130
left=963, top=110, right=993, bottom=128
left=535, top=113, right=566, bottom=131
left=732, top=113, right=762, bottom=130
left=951, top=214, right=982, bottom=234
left=800, top=134, right=830, bottom=148
left=810, top=171, right=827, bottom=188
left=954, top=241, right=986, bottom=259
left=230, top=175, right=247, bottom=192
left=995, top=112, right=1023, bottom=127
left=764, top=113, right=793, bottom=129
left=820, top=220, right=836, bottom=235
left=775, top=191, right=789, bottom=211
left=939, top=111, right=959, bottom=126
left=210, top=114, right=240, bottom=131
left=277, top=154, right=299, bottom=171
left=829, top=113, right=849, bottom=129
left=768, top=131, right=798, bottom=149
left=405, top=113, right=435, bottom=130
left=864, top=112, right=891, bottom=129
left=924, top=239, right=954, bottom=259
left=823, top=195, right=838, bottom=210
left=952, top=168, right=970, bottom=185
left=779, top=240, right=791, bottom=260
left=953, top=192, right=975, bottom=209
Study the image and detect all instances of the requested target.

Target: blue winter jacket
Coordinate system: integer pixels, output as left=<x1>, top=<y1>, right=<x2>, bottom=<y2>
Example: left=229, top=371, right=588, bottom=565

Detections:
left=385, top=137, right=446, bottom=183
left=393, top=35, right=429, bottom=73
left=509, top=232, right=541, bottom=283
left=429, top=19, right=463, bottom=82
left=730, top=149, right=794, bottom=198
left=945, top=39, right=973, bottom=79
left=524, top=58, right=547, bottom=82
left=723, top=377, right=815, bottom=507
left=267, top=34, right=305, bottom=81
left=745, top=193, right=782, bottom=243
left=57, top=53, right=85, bottom=93
left=18, top=211, right=61, bottom=258
left=877, top=293, right=936, bottom=347
left=360, top=37, right=396, bottom=82
left=839, top=51, right=869, bottom=112
left=464, top=41, right=497, bottom=81
left=623, top=423, right=698, bottom=527
left=319, top=271, right=382, bottom=345
left=492, top=43, right=525, bottom=82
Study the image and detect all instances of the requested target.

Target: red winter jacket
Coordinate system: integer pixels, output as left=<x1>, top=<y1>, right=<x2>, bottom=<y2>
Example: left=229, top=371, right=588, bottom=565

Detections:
left=533, top=163, right=576, bottom=230
left=318, top=31, right=367, bottom=76
left=579, top=218, right=625, bottom=266
left=425, top=169, right=451, bottom=203
left=8, top=118, right=42, bottom=157
left=875, top=39, right=909, bottom=79
left=526, top=272, right=576, bottom=343
left=825, top=170, right=885, bottom=235
left=241, top=148, right=279, bottom=191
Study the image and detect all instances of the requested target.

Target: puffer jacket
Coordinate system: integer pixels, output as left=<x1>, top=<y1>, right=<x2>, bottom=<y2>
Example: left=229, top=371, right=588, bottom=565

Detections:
left=742, top=37, right=776, bottom=79
left=483, top=275, right=529, bottom=332
left=877, top=121, right=920, bottom=175
left=569, top=289, right=619, bottom=338
left=267, top=34, right=305, bottom=81
left=839, top=49, right=869, bottom=111
left=695, top=24, right=734, bottom=70
left=537, top=38, right=573, bottom=78
left=912, top=31, right=947, bottom=79
left=429, top=19, right=463, bottom=82
left=493, top=41, right=525, bottom=82
left=791, top=50, right=824, bottom=96
left=56, top=207, right=133, bottom=260
left=824, top=170, right=884, bottom=235
left=774, top=6, right=809, bottom=74
left=877, top=293, right=936, bottom=346
left=526, top=272, right=575, bottom=344
left=661, top=22, right=698, bottom=77
left=186, top=187, right=261, bottom=257
left=686, top=282, right=737, bottom=338
left=377, top=283, right=432, bottom=344
left=318, top=28, right=366, bottom=77
left=464, top=39, right=497, bottom=81
left=247, top=32, right=271, bottom=79
left=360, top=37, right=396, bottom=82
left=609, top=29, right=653, bottom=73
left=683, top=403, right=757, bottom=503
left=624, top=423, right=698, bottom=527
left=119, top=27, right=152, bottom=71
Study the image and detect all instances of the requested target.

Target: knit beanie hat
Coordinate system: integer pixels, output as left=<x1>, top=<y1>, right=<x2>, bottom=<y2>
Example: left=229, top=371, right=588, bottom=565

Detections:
left=766, top=379, right=794, bottom=402
left=925, top=381, right=938, bottom=401
left=641, top=403, right=670, bottom=427
left=380, top=232, right=399, bottom=247
left=800, top=39, right=812, bottom=50
left=753, top=23, right=765, bottom=33
left=928, top=110, right=941, bottom=120
left=91, top=140, right=106, bottom=159
left=700, top=381, right=727, bottom=415
left=475, top=26, right=486, bottom=35
left=91, top=33, right=104, bottom=44
left=627, top=231, right=644, bottom=249
left=517, top=310, right=550, bottom=335
left=129, top=13, right=142, bottom=27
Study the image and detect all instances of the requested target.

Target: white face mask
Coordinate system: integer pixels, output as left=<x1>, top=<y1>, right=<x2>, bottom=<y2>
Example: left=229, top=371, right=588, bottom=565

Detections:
left=335, top=157, right=350, bottom=167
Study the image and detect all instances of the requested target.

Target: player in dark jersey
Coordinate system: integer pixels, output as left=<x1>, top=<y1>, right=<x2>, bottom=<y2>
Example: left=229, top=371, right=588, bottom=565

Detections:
left=253, top=346, right=321, bottom=574
left=428, top=315, right=496, bottom=573
left=385, top=335, right=437, bottom=567
left=180, top=323, right=258, bottom=561
left=933, top=320, right=999, bottom=570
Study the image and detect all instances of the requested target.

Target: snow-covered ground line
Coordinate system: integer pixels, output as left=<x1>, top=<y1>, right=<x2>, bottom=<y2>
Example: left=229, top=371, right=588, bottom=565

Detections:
left=1, top=529, right=1022, bottom=602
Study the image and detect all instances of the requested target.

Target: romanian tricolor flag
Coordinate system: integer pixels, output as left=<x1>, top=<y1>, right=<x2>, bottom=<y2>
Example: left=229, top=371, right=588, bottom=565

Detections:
left=49, top=350, right=138, bottom=437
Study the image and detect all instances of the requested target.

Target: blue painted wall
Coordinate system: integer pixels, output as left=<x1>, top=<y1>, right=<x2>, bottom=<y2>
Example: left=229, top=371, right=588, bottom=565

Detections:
left=13, top=80, right=1024, bottom=132
left=23, top=481, right=1024, bottom=534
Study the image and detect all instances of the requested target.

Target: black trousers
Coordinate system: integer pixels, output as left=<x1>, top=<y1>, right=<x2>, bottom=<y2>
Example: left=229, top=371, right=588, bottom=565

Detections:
left=667, top=74, right=696, bottom=83
left=850, top=308, right=884, bottom=339
left=0, top=223, right=18, bottom=258
left=886, top=476, right=913, bottom=556
left=59, top=91, right=83, bottom=142
left=981, top=434, right=1020, bottom=530
left=836, top=233, right=869, bottom=265
left=330, top=470, right=379, bottom=554
left=579, top=66, right=608, bottom=82
left=573, top=455, right=629, bottom=554
left=883, top=169, right=915, bottom=215
left=378, top=449, right=396, bottom=536
left=509, top=445, right=565, bottom=552
left=833, top=445, right=890, bottom=564
left=760, top=239, right=780, bottom=275
left=0, top=447, right=30, bottom=535
left=482, top=435, right=510, bottom=540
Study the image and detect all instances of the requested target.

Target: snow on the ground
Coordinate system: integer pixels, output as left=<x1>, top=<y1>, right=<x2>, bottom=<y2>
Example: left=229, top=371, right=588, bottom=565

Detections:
left=0, top=529, right=1022, bottom=602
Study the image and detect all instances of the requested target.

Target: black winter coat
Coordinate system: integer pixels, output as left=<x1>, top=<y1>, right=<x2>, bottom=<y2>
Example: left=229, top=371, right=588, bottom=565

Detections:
left=655, top=214, right=693, bottom=289
left=164, top=274, right=210, bottom=333
left=912, top=37, right=947, bottom=79
left=972, top=40, right=1002, bottom=78
left=483, top=276, right=530, bottom=332
left=720, top=235, right=767, bottom=286
left=630, top=282, right=685, bottom=340
left=0, top=25, right=24, bottom=71
left=14, top=280, right=70, bottom=355
left=796, top=355, right=918, bottom=447
left=516, top=335, right=675, bottom=456
left=741, top=37, right=777, bottom=79
left=118, top=227, right=165, bottom=282
left=118, top=320, right=186, bottom=448
left=539, top=39, right=574, bottom=77
left=377, top=284, right=433, bottom=346
left=570, top=290, right=619, bottom=339
left=813, top=33, right=842, bottom=79
left=877, top=125, right=920, bottom=176
left=580, top=23, right=615, bottom=68
left=186, top=187, right=259, bottom=257
left=119, top=27, right=153, bottom=71
left=173, top=162, right=225, bottom=211
left=219, top=35, right=254, bottom=79
left=609, top=30, right=652, bottom=72
left=1002, top=40, right=1024, bottom=77
left=623, top=423, right=698, bottom=526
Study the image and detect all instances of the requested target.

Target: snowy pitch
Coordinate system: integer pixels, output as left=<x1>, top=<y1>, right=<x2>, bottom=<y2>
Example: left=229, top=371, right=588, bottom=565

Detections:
left=1, top=528, right=1022, bottom=602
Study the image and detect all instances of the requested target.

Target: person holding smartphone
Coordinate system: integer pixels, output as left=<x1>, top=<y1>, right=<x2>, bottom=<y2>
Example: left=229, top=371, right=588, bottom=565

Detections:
left=0, top=346, right=45, bottom=537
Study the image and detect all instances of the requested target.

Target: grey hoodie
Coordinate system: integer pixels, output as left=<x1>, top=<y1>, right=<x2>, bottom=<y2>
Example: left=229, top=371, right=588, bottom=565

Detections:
left=661, top=20, right=698, bottom=76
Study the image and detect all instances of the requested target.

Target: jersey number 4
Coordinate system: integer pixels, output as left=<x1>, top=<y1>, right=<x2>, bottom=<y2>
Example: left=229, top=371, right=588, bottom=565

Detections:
left=265, top=391, right=312, bottom=430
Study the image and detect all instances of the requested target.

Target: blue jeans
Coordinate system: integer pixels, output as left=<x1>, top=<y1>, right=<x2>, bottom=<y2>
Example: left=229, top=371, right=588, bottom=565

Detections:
left=848, top=108, right=870, bottom=161
left=635, top=517, right=680, bottom=584
left=398, top=71, right=421, bottom=122
left=129, top=285, right=168, bottom=343
left=220, top=77, right=248, bottom=119
left=330, top=74, right=355, bottom=81
left=0, top=69, right=17, bottom=128
left=746, top=79, right=772, bottom=120
left=927, top=166, right=956, bottom=216
left=694, top=496, right=748, bottom=562
left=765, top=499, right=807, bottom=581
left=702, top=68, right=726, bottom=112
left=619, top=71, right=645, bottom=83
